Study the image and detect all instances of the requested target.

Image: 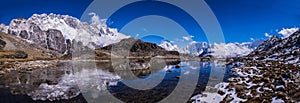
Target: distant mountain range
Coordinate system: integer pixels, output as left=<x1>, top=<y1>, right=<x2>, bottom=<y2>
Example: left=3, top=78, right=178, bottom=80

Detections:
left=0, top=13, right=181, bottom=59
left=158, top=39, right=264, bottom=58
left=0, top=13, right=271, bottom=58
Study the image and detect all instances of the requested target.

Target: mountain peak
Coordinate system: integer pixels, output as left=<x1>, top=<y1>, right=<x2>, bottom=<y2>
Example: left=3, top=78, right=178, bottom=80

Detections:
left=269, top=35, right=280, bottom=41
left=159, top=40, right=184, bottom=53
left=1, top=13, right=129, bottom=54
left=248, top=30, right=300, bottom=65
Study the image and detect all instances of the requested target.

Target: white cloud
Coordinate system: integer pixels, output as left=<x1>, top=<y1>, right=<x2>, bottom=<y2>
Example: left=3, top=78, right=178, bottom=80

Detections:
left=250, top=38, right=254, bottom=41
left=264, top=33, right=272, bottom=38
left=182, top=35, right=194, bottom=41
left=135, top=34, right=140, bottom=38
left=88, top=12, right=101, bottom=25
left=278, top=27, right=299, bottom=38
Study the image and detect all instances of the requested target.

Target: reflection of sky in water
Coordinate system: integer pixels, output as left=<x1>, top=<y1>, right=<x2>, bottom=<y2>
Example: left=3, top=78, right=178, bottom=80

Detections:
left=106, top=61, right=228, bottom=102
left=0, top=61, right=229, bottom=102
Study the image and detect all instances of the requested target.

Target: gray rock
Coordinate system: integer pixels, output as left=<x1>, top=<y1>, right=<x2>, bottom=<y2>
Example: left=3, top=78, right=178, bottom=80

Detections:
left=0, top=36, right=6, bottom=50
left=64, top=17, right=78, bottom=28
left=27, top=25, right=48, bottom=48
left=10, top=25, right=68, bottom=54
left=224, top=94, right=233, bottom=102
left=46, top=29, right=67, bottom=53
left=19, top=30, right=28, bottom=39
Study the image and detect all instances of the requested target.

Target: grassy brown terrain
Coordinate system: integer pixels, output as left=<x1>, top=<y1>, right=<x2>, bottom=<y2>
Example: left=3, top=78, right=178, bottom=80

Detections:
left=0, top=32, right=61, bottom=60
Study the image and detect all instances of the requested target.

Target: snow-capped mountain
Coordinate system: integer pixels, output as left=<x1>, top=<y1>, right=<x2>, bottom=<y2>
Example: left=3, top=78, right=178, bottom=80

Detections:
left=159, top=40, right=264, bottom=58
left=0, top=13, right=264, bottom=58
left=248, top=31, right=300, bottom=65
left=0, top=13, right=129, bottom=54
left=209, top=43, right=252, bottom=58
left=184, top=42, right=209, bottom=56
left=241, top=39, right=265, bottom=49
left=208, top=39, right=264, bottom=58
left=159, top=40, right=185, bottom=53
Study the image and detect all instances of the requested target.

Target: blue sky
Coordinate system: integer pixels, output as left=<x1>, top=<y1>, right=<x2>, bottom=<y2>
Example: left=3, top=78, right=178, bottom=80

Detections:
left=0, top=0, right=300, bottom=46
left=0, top=0, right=92, bottom=24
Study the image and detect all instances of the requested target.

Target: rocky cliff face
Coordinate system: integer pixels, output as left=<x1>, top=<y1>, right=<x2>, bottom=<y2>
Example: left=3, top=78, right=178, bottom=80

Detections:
left=11, top=27, right=68, bottom=53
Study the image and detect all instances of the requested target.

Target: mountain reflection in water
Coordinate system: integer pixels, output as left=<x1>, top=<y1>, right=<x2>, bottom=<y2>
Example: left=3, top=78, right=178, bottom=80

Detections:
left=0, top=60, right=231, bottom=103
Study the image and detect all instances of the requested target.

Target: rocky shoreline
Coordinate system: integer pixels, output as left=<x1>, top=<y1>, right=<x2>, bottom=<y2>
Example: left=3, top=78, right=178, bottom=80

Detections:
left=0, top=60, right=59, bottom=75
left=191, top=60, right=300, bottom=103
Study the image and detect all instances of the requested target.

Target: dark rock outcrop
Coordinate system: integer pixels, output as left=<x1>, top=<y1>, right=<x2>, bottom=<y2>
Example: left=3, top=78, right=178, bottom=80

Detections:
left=101, top=38, right=179, bottom=57
left=0, top=36, right=6, bottom=50
left=45, top=29, right=67, bottom=54
left=19, top=30, right=29, bottom=39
